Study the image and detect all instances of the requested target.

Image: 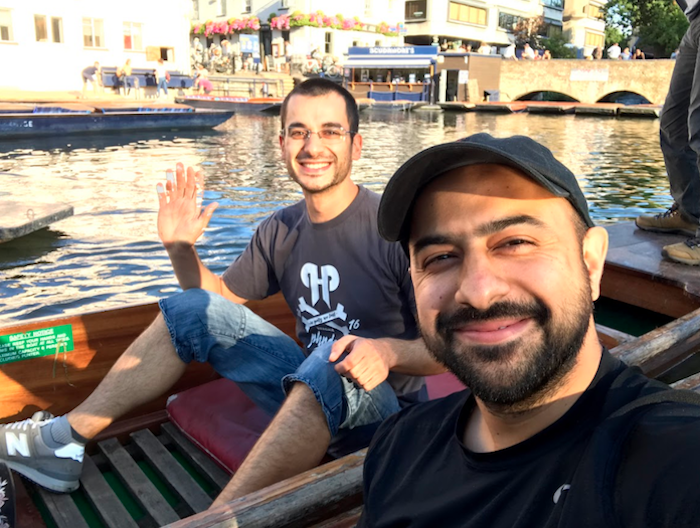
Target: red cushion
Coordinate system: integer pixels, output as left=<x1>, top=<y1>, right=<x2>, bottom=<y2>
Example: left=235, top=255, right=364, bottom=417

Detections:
left=166, top=378, right=271, bottom=474
left=167, top=372, right=466, bottom=473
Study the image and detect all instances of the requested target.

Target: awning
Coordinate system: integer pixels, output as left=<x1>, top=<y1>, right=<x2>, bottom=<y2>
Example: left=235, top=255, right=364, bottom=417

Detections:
left=343, top=58, right=434, bottom=69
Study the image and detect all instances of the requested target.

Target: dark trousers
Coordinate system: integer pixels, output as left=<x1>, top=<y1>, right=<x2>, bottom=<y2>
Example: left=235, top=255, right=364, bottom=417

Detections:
left=0, top=462, right=15, bottom=527
left=660, top=14, right=700, bottom=231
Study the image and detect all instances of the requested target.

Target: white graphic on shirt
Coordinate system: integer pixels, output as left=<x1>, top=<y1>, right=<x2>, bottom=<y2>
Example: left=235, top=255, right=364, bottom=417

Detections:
left=553, top=484, right=571, bottom=504
left=298, top=263, right=358, bottom=349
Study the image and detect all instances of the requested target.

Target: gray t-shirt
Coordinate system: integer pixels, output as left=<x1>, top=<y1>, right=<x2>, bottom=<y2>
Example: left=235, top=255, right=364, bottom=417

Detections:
left=222, top=186, right=424, bottom=402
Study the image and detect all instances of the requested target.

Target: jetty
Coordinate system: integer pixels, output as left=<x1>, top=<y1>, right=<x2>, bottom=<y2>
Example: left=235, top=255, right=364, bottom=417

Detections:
left=0, top=198, right=74, bottom=243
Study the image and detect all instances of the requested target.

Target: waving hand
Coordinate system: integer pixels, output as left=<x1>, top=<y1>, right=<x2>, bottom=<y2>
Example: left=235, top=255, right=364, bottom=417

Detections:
left=157, top=162, right=218, bottom=247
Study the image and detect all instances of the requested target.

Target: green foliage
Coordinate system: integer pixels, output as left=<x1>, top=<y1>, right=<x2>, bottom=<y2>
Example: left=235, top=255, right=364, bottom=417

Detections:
left=604, top=0, right=688, bottom=56
left=604, top=26, right=624, bottom=48
left=543, top=32, right=577, bottom=58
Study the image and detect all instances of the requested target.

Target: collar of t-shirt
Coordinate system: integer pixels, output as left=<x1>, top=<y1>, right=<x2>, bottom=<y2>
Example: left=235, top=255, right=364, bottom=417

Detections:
left=453, top=349, right=622, bottom=469
left=303, top=184, right=369, bottom=231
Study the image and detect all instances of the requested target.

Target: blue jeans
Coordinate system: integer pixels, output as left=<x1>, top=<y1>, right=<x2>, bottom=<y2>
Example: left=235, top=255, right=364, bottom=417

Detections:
left=660, top=14, right=700, bottom=231
left=159, top=289, right=401, bottom=455
left=157, top=77, right=168, bottom=96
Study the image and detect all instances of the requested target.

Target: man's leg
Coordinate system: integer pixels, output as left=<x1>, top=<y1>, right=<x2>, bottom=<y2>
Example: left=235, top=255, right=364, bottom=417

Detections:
left=637, top=22, right=699, bottom=237
left=212, top=343, right=401, bottom=505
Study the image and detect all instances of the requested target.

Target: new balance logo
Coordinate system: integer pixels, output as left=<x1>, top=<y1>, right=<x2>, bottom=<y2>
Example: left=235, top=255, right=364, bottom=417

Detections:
left=6, top=432, right=30, bottom=457
left=55, top=443, right=84, bottom=463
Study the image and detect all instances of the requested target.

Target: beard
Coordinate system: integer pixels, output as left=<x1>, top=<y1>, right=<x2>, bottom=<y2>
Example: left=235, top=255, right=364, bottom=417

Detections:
left=420, top=279, right=592, bottom=411
left=286, top=146, right=352, bottom=195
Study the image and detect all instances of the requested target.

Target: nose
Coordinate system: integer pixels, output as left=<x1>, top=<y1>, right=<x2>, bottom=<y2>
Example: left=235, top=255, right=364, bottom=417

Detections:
left=302, top=132, right=326, bottom=157
left=454, top=252, right=510, bottom=311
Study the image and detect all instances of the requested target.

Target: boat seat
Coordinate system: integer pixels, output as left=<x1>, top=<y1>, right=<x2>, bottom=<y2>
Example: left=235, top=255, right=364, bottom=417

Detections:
left=167, top=372, right=467, bottom=474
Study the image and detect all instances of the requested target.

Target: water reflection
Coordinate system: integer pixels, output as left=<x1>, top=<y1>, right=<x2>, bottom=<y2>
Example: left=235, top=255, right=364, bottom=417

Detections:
left=0, top=112, right=670, bottom=322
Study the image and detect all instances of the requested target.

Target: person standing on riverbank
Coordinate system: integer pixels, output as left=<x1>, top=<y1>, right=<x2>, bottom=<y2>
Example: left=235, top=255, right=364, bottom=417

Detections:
left=0, top=79, right=441, bottom=505
left=154, top=58, right=168, bottom=98
left=636, top=0, right=700, bottom=265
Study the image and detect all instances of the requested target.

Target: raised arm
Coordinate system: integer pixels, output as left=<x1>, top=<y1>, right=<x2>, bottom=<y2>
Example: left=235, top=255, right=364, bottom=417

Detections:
left=157, top=162, right=246, bottom=304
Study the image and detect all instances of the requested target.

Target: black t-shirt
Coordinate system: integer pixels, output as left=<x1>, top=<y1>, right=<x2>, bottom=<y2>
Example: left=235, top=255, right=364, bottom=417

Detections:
left=359, top=351, right=700, bottom=527
left=222, top=186, right=424, bottom=401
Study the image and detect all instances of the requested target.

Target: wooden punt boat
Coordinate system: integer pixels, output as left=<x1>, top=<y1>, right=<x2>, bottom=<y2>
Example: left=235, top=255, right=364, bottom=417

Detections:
left=3, top=221, right=700, bottom=527
left=174, top=96, right=283, bottom=115
left=0, top=103, right=234, bottom=139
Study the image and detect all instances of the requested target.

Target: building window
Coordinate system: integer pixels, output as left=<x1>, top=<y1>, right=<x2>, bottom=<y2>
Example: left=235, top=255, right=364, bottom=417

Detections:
left=585, top=31, right=604, bottom=47
left=35, top=15, right=63, bottom=42
left=498, top=12, right=524, bottom=31
left=244, top=0, right=251, bottom=14
left=0, top=8, right=12, bottom=41
left=83, top=18, right=104, bottom=48
left=324, top=31, right=332, bottom=54
left=123, top=22, right=142, bottom=50
left=448, top=2, right=487, bottom=26
left=587, top=4, right=604, bottom=19
left=405, top=0, right=427, bottom=21
left=34, top=15, right=48, bottom=41
left=542, top=0, right=563, bottom=8
left=51, top=17, right=63, bottom=43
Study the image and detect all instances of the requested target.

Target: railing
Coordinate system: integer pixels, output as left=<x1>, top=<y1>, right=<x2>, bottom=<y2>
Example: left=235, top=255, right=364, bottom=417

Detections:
left=207, top=77, right=287, bottom=98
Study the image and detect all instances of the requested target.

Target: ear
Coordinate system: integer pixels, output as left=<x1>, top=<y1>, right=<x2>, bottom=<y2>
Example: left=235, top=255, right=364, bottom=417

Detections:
left=351, top=133, right=363, bottom=161
left=581, top=226, right=608, bottom=301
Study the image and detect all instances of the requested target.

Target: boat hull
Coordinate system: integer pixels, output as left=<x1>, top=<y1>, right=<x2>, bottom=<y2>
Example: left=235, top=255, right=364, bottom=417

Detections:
left=175, top=96, right=282, bottom=115
left=0, top=110, right=234, bottom=139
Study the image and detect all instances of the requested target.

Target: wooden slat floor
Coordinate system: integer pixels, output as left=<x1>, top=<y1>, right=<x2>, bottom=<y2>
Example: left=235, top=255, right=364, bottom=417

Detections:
left=26, top=422, right=229, bottom=528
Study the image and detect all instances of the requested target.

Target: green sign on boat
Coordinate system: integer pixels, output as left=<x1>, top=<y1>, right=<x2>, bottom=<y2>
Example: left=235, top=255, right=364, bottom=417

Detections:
left=0, top=325, right=74, bottom=365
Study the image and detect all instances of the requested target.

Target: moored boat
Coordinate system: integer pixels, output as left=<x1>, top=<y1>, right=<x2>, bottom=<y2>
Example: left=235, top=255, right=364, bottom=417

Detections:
left=175, top=95, right=283, bottom=115
left=3, top=222, right=700, bottom=527
left=0, top=103, right=234, bottom=139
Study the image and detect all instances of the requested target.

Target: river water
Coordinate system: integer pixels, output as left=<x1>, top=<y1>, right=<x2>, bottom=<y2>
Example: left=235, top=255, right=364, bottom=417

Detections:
left=0, top=111, right=671, bottom=323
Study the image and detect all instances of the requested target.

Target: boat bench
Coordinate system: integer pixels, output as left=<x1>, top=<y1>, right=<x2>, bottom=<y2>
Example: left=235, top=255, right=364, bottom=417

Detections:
left=101, top=68, right=195, bottom=98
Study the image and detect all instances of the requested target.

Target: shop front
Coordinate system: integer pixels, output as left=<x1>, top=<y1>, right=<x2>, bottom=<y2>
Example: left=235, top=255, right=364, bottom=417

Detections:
left=343, top=46, right=438, bottom=103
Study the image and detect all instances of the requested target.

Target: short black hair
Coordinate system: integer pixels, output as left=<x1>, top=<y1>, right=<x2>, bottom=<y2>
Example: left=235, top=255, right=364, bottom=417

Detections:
left=280, top=78, right=359, bottom=134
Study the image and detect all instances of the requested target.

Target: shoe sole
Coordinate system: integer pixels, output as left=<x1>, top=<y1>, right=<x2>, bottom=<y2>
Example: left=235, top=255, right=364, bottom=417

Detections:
left=661, top=249, right=700, bottom=266
left=635, top=222, right=697, bottom=237
left=4, top=460, right=79, bottom=493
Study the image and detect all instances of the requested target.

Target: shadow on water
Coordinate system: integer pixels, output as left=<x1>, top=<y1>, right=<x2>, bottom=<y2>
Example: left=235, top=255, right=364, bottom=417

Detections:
left=0, top=229, right=69, bottom=271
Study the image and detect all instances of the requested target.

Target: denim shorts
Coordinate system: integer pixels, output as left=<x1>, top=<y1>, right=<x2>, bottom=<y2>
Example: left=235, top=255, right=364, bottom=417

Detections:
left=159, top=289, right=401, bottom=448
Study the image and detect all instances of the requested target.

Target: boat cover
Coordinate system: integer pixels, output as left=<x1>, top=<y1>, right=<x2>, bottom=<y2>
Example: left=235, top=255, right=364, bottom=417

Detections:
left=167, top=372, right=466, bottom=473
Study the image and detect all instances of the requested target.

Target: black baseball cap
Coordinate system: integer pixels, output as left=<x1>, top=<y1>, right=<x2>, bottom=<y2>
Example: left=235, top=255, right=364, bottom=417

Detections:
left=378, top=133, right=595, bottom=244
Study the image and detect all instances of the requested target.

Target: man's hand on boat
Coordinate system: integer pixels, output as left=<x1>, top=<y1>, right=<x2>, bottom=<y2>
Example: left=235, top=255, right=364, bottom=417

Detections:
left=156, top=162, right=219, bottom=247
left=328, top=336, right=395, bottom=391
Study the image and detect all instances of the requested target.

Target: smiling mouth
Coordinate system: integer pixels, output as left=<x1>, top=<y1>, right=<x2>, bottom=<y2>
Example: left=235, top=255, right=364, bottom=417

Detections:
left=454, top=318, right=532, bottom=344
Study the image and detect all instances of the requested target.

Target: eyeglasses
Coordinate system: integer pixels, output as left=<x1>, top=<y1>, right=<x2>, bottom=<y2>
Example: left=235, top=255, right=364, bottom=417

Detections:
left=282, top=126, right=356, bottom=143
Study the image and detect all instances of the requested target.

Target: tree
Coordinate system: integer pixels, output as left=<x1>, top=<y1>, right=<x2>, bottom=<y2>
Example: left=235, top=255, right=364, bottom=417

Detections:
left=543, top=32, right=577, bottom=58
left=513, top=16, right=545, bottom=49
left=604, top=0, right=688, bottom=56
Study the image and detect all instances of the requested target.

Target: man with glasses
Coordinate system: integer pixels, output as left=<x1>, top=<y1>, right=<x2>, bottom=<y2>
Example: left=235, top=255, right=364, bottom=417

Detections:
left=0, top=79, right=441, bottom=506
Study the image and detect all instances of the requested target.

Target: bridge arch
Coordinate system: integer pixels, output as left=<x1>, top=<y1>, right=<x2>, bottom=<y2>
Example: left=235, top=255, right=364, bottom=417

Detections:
left=515, top=91, right=579, bottom=103
left=597, top=91, right=652, bottom=105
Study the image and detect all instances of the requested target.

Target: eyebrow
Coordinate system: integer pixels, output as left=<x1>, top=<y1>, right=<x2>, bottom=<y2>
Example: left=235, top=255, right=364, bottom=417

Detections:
left=286, top=121, right=345, bottom=129
left=411, top=215, right=547, bottom=255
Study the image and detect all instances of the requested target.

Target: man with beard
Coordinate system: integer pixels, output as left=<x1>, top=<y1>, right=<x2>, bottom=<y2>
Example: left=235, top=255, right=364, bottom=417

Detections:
left=0, top=79, right=441, bottom=506
left=358, top=134, right=700, bottom=528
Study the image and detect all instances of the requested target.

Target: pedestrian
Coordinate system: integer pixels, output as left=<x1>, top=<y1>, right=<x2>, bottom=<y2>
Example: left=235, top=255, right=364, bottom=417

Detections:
left=607, top=42, right=621, bottom=59
left=636, top=0, right=700, bottom=265
left=81, top=61, right=101, bottom=98
left=154, top=58, right=169, bottom=98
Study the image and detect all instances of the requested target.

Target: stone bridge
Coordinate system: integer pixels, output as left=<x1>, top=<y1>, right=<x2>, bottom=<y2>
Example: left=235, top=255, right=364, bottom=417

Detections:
left=498, top=60, right=675, bottom=105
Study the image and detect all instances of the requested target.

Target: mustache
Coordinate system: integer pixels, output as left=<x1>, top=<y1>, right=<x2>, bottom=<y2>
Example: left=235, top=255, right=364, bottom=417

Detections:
left=435, top=300, right=549, bottom=334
